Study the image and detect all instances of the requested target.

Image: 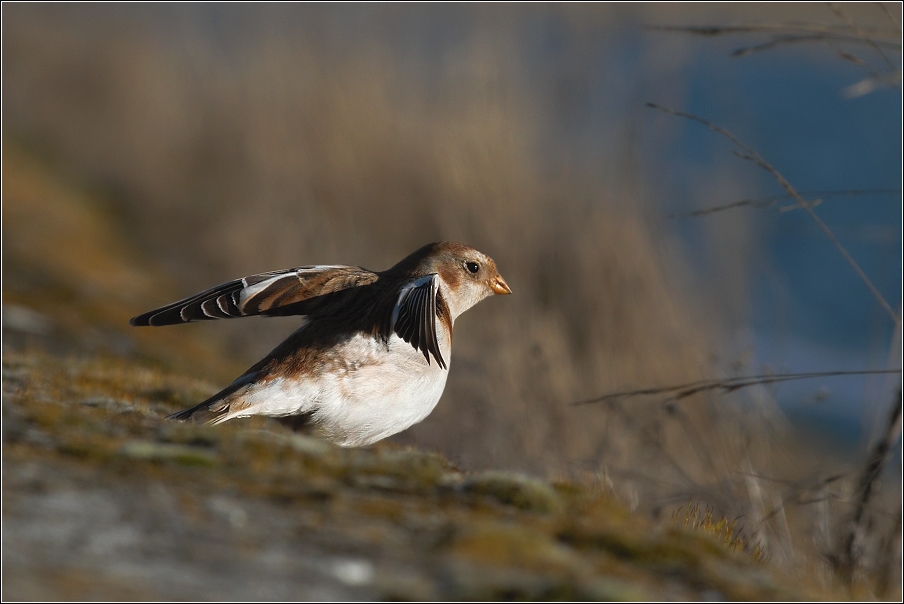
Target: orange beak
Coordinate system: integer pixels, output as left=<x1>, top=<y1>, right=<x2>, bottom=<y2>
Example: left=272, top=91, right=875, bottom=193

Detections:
left=490, top=275, right=512, bottom=295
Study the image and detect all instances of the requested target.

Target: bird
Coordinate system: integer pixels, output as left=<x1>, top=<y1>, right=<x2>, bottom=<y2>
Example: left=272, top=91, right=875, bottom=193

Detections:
left=130, top=242, right=511, bottom=447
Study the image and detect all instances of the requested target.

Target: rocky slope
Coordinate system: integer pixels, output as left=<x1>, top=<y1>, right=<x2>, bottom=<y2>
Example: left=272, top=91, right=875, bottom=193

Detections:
left=2, top=144, right=821, bottom=600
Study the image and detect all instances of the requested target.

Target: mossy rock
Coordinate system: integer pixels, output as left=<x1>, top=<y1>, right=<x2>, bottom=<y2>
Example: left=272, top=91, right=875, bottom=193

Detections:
left=461, top=470, right=563, bottom=514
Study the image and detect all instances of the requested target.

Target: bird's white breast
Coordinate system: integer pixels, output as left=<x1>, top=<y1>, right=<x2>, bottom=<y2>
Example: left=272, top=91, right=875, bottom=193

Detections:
left=230, top=331, right=451, bottom=447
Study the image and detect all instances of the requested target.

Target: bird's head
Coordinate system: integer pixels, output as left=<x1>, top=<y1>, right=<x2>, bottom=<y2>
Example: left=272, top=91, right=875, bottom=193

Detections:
left=392, top=241, right=511, bottom=322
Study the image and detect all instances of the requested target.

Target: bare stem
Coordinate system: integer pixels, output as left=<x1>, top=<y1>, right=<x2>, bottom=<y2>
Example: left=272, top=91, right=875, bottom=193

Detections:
left=668, top=188, right=900, bottom=218
left=646, top=103, right=901, bottom=327
left=830, top=2, right=897, bottom=70
left=647, top=24, right=902, bottom=52
left=835, top=385, right=903, bottom=583
left=573, top=369, right=902, bottom=406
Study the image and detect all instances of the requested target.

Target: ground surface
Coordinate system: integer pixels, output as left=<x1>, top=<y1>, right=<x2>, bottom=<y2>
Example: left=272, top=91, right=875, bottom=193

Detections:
left=2, top=143, right=829, bottom=601
left=3, top=350, right=811, bottom=601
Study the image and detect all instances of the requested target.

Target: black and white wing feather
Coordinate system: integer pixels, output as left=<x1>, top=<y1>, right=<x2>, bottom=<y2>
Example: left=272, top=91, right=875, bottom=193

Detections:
left=132, top=265, right=447, bottom=369
left=389, top=274, right=446, bottom=369
left=130, top=266, right=379, bottom=326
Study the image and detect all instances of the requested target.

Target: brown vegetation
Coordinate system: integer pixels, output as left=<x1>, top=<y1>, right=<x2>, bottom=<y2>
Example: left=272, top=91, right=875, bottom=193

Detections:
left=3, top=3, right=900, bottom=599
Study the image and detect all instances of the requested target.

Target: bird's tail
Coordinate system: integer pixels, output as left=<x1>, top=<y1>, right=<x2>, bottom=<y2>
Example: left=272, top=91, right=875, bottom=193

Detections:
left=167, top=403, right=215, bottom=423
left=167, top=399, right=229, bottom=424
left=167, top=381, right=247, bottom=425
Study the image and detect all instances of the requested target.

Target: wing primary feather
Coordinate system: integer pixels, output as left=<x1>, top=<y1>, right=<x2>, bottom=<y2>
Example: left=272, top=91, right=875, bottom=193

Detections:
left=413, top=286, right=428, bottom=364
left=216, top=295, right=239, bottom=316
left=426, top=280, right=445, bottom=369
left=130, top=279, right=244, bottom=326
left=201, top=297, right=231, bottom=319
left=389, top=274, right=445, bottom=369
left=130, top=265, right=379, bottom=327
left=242, top=276, right=297, bottom=313
left=180, top=305, right=194, bottom=322
left=427, top=279, right=446, bottom=369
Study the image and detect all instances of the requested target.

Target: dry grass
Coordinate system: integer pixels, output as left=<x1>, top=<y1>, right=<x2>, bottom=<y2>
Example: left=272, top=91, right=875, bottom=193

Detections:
left=2, top=349, right=824, bottom=600
left=3, top=3, right=720, bottom=478
left=2, top=3, right=900, bottom=598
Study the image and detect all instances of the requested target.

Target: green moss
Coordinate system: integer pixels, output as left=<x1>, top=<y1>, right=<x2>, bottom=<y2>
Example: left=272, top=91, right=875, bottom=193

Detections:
left=461, top=471, right=563, bottom=514
left=118, top=440, right=218, bottom=466
left=449, top=522, right=577, bottom=571
left=2, top=349, right=821, bottom=601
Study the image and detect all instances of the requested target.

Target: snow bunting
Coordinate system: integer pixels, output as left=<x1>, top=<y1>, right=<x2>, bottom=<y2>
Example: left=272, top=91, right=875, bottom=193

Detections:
left=130, top=242, right=511, bottom=446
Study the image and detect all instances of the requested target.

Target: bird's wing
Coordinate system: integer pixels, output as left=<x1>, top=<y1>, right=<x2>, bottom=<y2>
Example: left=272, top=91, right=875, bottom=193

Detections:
left=130, top=265, right=379, bottom=326
left=386, top=274, right=446, bottom=369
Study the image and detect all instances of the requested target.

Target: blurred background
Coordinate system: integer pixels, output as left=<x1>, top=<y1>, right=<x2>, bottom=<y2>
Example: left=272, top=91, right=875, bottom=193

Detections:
left=3, top=2, right=901, bottom=568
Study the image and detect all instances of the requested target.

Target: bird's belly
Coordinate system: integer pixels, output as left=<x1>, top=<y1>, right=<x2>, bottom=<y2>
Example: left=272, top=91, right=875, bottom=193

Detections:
left=243, top=332, right=451, bottom=446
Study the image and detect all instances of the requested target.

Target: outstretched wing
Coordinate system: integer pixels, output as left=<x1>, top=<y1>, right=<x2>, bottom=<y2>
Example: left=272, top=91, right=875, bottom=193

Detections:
left=388, top=274, right=446, bottom=369
left=130, top=265, right=379, bottom=326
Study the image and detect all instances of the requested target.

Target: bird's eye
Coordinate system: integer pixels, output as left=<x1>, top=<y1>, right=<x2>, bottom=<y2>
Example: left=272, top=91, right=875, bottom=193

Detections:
left=465, top=261, right=480, bottom=274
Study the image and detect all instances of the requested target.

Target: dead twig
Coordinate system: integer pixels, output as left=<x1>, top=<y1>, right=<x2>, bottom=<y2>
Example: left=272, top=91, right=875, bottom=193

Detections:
left=830, top=2, right=897, bottom=70
left=876, top=2, right=902, bottom=29
left=647, top=23, right=901, bottom=39
left=732, top=34, right=849, bottom=57
left=835, top=385, right=903, bottom=583
left=646, top=103, right=901, bottom=326
left=874, top=504, right=902, bottom=598
left=592, top=397, right=697, bottom=487
left=573, top=369, right=902, bottom=406
left=652, top=11, right=902, bottom=96
left=668, top=188, right=900, bottom=218
left=647, top=24, right=901, bottom=52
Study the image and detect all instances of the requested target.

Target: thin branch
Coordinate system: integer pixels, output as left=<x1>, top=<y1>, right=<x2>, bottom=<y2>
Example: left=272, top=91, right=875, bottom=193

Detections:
left=647, top=25, right=902, bottom=53
left=876, top=2, right=902, bottom=29
left=667, top=403, right=720, bottom=477
left=759, top=492, right=849, bottom=526
left=830, top=2, right=897, bottom=70
left=647, top=103, right=901, bottom=326
left=875, top=505, right=903, bottom=598
left=669, top=188, right=900, bottom=218
left=738, top=471, right=847, bottom=489
left=835, top=385, right=903, bottom=582
left=732, top=34, right=841, bottom=58
left=825, top=40, right=884, bottom=78
left=751, top=472, right=849, bottom=527
left=647, top=23, right=901, bottom=39
left=595, top=398, right=697, bottom=486
left=573, top=369, right=902, bottom=406
left=654, top=14, right=902, bottom=100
